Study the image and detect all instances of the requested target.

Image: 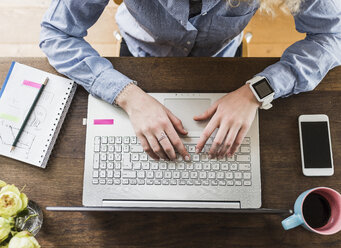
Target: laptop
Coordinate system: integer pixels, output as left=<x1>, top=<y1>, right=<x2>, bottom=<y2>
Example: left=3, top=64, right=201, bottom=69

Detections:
left=82, top=93, right=261, bottom=209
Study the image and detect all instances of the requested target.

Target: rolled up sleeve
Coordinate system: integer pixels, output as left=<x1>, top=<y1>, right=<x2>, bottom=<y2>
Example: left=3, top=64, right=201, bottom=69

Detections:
left=257, top=0, right=341, bottom=99
left=40, top=0, right=133, bottom=104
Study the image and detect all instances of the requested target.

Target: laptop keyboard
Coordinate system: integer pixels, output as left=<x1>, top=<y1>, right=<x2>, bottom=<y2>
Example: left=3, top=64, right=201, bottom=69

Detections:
left=92, top=136, right=252, bottom=186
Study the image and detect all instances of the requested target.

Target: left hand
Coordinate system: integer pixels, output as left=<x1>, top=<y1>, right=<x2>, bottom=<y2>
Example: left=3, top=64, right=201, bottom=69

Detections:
left=194, top=84, right=261, bottom=158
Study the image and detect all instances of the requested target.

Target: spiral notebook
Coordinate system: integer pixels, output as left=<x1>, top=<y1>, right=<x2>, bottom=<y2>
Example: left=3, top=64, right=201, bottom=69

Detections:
left=0, top=62, right=77, bottom=168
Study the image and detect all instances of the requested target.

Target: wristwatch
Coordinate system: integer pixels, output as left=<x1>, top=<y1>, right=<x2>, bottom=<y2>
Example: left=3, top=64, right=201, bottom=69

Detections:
left=246, top=76, right=275, bottom=110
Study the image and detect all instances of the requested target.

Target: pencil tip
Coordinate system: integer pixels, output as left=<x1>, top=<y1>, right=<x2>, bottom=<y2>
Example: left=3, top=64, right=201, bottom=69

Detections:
left=10, top=146, right=15, bottom=152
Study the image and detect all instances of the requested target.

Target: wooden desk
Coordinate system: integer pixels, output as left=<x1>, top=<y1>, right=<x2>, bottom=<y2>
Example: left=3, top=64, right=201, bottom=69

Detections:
left=1, top=57, right=340, bottom=247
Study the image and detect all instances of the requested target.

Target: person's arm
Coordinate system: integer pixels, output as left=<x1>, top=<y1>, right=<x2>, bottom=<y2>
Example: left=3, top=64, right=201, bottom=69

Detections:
left=40, top=0, right=132, bottom=104
left=195, top=0, right=341, bottom=158
left=40, top=0, right=190, bottom=161
left=257, top=0, right=341, bottom=99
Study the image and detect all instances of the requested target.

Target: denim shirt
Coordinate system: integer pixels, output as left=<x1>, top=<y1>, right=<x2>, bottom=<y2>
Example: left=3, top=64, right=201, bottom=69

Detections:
left=40, top=0, right=341, bottom=104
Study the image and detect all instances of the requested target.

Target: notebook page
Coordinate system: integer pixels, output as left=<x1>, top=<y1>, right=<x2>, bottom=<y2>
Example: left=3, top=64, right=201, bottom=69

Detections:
left=0, top=62, right=74, bottom=167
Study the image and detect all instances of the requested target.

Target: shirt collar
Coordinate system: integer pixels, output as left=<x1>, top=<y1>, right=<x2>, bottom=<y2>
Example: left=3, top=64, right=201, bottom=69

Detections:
left=159, top=0, right=221, bottom=27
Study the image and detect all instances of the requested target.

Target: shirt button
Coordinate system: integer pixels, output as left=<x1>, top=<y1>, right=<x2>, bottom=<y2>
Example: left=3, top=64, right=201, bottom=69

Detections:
left=187, top=41, right=191, bottom=45
left=184, top=48, right=188, bottom=52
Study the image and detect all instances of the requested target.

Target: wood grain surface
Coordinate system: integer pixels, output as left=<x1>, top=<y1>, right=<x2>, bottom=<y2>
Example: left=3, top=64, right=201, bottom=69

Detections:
left=0, top=57, right=340, bottom=247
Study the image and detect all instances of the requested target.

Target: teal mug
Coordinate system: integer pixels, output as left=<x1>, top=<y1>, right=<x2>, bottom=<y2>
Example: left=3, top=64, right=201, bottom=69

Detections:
left=282, top=187, right=341, bottom=235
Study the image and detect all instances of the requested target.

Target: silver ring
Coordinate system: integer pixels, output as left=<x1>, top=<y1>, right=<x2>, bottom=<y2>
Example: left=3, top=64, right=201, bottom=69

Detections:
left=158, top=131, right=167, bottom=142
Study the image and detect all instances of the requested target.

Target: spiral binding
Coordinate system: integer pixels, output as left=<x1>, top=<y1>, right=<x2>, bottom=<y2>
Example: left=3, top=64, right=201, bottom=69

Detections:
left=39, top=81, right=77, bottom=167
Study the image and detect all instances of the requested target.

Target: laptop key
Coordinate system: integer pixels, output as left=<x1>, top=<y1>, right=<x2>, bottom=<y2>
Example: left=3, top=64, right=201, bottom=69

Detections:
left=114, top=179, right=121, bottom=185
left=236, top=155, right=251, bottom=162
left=115, top=145, right=122, bottom=152
left=100, top=170, right=106, bottom=178
left=146, top=179, right=154, bottom=185
left=239, top=164, right=251, bottom=171
left=93, top=170, right=99, bottom=178
left=114, top=162, right=121, bottom=169
left=94, top=145, right=100, bottom=152
left=131, top=144, right=143, bottom=153
left=243, top=172, right=251, bottom=179
left=123, top=145, right=130, bottom=153
left=199, top=171, right=207, bottom=179
left=234, top=172, right=242, bottom=179
left=137, top=179, right=145, bottom=185
left=218, top=180, right=226, bottom=186
left=142, top=162, right=150, bottom=170
left=107, top=179, right=113, bottom=185
left=107, top=170, right=113, bottom=178
left=140, top=154, right=148, bottom=161
left=107, top=162, right=114, bottom=169
left=173, top=171, right=180, bottom=179
left=179, top=180, right=186, bottom=185
left=108, top=136, right=115, bottom=144
left=227, top=180, right=234, bottom=186
left=170, top=179, right=177, bottom=185
left=131, top=136, right=137, bottom=144
left=137, top=171, right=145, bottom=178
left=122, top=171, right=137, bottom=179
left=129, top=179, right=137, bottom=185
left=235, top=180, right=242, bottom=186
left=92, top=179, right=99, bottom=185
left=115, top=136, right=122, bottom=144
left=93, top=153, right=100, bottom=169
left=244, top=180, right=252, bottom=186
left=242, top=137, right=250, bottom=145
left=94, top=136, right=101, bottom=145
left=101, top=136, right=108, bottom=144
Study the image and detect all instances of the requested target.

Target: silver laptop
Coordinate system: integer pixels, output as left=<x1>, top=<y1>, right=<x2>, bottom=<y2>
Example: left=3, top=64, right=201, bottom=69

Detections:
left=83, top=93, right=261, bottom=209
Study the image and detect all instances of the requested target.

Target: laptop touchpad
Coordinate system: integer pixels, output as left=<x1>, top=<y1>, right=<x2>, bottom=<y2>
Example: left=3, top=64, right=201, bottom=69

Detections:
left=164, top=98, right=211, bottom=136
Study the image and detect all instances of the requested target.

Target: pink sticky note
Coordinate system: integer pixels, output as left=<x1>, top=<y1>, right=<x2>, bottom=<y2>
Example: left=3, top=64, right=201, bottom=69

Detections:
left=94, top=119, right=114, bottom=125
left=23, top=80, right=41, bottom=89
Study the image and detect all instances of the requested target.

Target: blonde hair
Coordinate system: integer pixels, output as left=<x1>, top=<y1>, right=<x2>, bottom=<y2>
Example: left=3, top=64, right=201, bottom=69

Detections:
left=229, top=0, right=304, bottom=15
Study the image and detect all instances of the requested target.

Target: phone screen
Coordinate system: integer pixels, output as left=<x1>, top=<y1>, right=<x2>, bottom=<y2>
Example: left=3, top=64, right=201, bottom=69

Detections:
left=301, top=121, right=332, bottom=168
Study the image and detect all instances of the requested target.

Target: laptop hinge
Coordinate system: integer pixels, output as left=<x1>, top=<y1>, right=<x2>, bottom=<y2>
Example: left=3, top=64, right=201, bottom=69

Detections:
left=102, top=200, right=240, bottom=209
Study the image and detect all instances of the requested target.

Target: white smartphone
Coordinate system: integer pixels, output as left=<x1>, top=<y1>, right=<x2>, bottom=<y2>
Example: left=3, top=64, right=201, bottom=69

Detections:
left=298, top=114, right=334, bottom=176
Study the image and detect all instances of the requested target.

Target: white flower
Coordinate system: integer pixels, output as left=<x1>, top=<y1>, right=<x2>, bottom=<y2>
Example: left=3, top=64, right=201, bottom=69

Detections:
left=0, top=184, right=28, bottom=217
left=0, top=217, right=13, bottom=243
left=8, top=231, right=40, bottom=248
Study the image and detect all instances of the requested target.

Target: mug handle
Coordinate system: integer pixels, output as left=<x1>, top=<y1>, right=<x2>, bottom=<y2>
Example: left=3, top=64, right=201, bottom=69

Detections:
left=282, top=214, right=304, bottom=230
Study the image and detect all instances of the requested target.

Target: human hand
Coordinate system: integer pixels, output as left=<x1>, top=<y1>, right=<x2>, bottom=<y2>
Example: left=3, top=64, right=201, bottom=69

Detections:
left=194, top=84, right=260, bottom=158
left=116, top=84, right=190, bottom=161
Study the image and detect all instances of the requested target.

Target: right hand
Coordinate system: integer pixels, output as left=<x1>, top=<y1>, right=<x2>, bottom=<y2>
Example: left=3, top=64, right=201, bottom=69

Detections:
left=116, top=84, right=190, bottom=161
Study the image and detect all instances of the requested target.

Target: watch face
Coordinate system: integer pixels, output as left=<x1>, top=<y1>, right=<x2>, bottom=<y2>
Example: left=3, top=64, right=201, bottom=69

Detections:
left=253, top=79, right=274, bottom=99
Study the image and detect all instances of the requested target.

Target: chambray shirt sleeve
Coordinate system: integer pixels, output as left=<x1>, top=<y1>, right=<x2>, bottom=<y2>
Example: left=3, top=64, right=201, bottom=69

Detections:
left=257, top=0, right=341, bottom=99
left=39, top=0, right=133, bottom=104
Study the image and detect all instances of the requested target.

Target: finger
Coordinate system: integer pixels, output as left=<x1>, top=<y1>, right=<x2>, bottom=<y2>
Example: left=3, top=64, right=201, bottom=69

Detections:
left=193, top=101, right=218, bottom=121
left=158, top=132, right=177, bottom=160
left=209, top=124, right=229, bottom=158
left=137, top=134, right=159, bottom=160
left=218, top=125, right=239, bottom=158
left=227, top=125, right=249, bottom=156
left=166, top=109, right=188, bottom=135
left=196, top=117, right=218, bottom=153
left=146, top=134, right=168, bottom=160
left=165, top=125, right=190, bottom=161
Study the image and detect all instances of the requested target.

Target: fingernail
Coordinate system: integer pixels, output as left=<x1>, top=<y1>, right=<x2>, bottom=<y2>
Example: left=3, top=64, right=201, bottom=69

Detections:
left=185, top=155, right=190, bottom=161
left=183, top=129, right=187, bottom=133
left=195, top=148, right=199, bottom=154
